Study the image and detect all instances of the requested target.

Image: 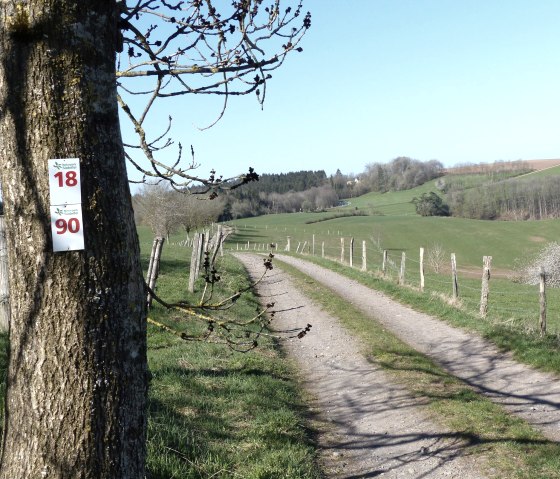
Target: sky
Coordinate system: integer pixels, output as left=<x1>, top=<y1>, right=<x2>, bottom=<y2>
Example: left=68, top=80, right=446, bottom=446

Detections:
left=121, top=0, right=560, bottom=184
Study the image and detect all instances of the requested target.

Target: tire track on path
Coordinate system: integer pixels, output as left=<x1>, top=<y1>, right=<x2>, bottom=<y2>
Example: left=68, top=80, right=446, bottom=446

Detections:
left=237, top=253, right=488, bottom=479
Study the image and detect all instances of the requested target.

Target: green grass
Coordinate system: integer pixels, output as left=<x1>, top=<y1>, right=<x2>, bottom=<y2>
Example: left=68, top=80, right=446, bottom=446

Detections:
left=146, top=332, right=320, bottom=478
left=139, top=227, right=322, bottom=478
left=225, top=179, right=560, bottom=367
left=227, top=214, right=560, bottom=272
left=0, top=229, right=321, bottom=477
left=275, top=258, right=560, bottom=479
left=343, top=179, right=440, bottom=215
left=514, top=164, right=560, bottom=180
left=226, top=207, right=560, bottom=340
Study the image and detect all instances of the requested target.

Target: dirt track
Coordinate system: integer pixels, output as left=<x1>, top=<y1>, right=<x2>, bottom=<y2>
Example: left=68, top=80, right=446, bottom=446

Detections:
left=237, top=253, right=560, bottom=478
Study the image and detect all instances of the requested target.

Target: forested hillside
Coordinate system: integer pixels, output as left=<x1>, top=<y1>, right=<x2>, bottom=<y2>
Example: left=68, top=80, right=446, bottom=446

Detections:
left=222, top=158, right=448, bottom=219
left=359, top=157, right=445, bottom=193
left=223, top=170, right=339, bottom=218
left=446, top=173, right=560, bottom=220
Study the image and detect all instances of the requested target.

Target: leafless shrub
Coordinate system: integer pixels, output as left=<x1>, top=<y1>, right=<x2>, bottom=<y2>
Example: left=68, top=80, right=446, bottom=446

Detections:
left=427, top=243, right=447, bottom=273
left=517, top=242, right=560, bottom=287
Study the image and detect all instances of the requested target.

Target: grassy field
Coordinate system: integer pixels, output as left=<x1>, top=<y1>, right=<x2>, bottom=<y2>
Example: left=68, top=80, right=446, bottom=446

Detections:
left=516, top=164, right=560, bottom=180
left=227, top=212, right=560, bottom=271
left=226, top=172, right=560, bottom=275
left=341, top=179, right=439, bottom=215
left=0, top=174, right=559, bottom=476
left=225, top=180, right=560, bottom=349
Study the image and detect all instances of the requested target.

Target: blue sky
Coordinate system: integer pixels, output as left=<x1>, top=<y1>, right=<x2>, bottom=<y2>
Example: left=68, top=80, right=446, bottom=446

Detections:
left=121, top=1, right=560, bottom=183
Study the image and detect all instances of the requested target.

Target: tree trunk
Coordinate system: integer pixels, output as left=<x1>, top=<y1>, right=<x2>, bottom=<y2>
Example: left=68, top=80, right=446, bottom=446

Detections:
left=0, top=216, right=9, bottom=332
left=0, top=2, right=147, bottom=478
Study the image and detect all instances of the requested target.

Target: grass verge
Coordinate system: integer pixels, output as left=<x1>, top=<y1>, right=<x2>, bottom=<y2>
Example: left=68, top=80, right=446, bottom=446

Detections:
left=275, top=257, right=560, bottom=479
left=142, top=233, right=322, bottom=478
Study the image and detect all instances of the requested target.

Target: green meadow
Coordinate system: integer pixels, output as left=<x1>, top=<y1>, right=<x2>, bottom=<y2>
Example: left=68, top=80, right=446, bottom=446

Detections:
left=227, top=206, right=560, bottom=271
left=342, top=179, right=438, bottom=215
left=226, top=178, right=560, bottom=338
left=124, top=172, right=560, bottom=477
left=518, top=164, right=560, bottom=180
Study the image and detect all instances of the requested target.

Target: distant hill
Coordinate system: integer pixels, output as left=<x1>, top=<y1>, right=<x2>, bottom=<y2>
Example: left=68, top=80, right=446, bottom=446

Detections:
left=525, top=158, right=560, bottom=171
left=445, top=159, right=560, bottom=175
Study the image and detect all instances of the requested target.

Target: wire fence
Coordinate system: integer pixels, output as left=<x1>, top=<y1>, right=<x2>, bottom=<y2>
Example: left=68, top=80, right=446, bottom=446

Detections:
left=227, top=223, right=560, bottom=336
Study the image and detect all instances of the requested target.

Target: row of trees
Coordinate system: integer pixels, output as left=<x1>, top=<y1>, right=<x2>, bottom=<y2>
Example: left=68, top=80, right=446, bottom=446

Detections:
left=445, top=160, right=531, bottom=176
left=133, top=185, right=225, bottom=239
left=224, top=170, right=340, bottom=217
left=448, top=175, right=560, bottom=220
left=227, top=184, right=339, bottom=217
left=233, top=170, right=328, bottom=196
left=136, top=158, right=555, bottom=232
left=219, top=159, right=446, bottom=220
left=133, top=180, right=340, bottom=234
left=361, top=157, right=444, bottom=193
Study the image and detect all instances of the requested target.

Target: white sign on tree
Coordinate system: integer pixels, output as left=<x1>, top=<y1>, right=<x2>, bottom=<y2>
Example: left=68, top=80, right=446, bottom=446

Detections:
left=48, top=158, right=85, bottom=252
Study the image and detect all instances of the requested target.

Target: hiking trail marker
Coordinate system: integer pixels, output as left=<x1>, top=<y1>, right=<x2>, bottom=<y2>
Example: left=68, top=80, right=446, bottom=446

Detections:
left=48, top=158, right=84, bottom=252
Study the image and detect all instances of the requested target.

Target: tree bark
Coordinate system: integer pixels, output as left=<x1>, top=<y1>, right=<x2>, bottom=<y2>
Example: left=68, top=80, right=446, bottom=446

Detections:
left=0, top=2, right=147, bottom=478
left=0, top=216, right=9, bottom=332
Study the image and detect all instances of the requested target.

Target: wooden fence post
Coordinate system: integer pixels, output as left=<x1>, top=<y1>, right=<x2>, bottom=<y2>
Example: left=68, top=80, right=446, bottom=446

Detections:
left=340, top=238, right=345, bottom=263
left=147, top=237, right=165, bottom=307
left=209, top=225, right=223, bottom=263
left=189, top=233, right=205, bottom=292
left=349, top=237, right=354, bottom=267
left=479, top=256, right=492, bottom=317
left=419, top=247, right=425, bottom=292
left=286, top=236, right=291, bottom=252
left=312, top=234, right=315, bottom=256
left=188, top=233, right=201, bottom=293
left=540, top=267, right=547, bottom=336
left=196, top=233, right=206, bottom=278
left=399, top=252, right=406, bottom=285
left=322, top=242, right=325, bottom=258
left=361, top=241, right=367, bottom=272
left=146, top=237, right=158, bottom=294
left=0, top=217, right=9, bottom=332
left=382, top=250, right=388, bottom=275
left=451, top=253, right=459, bottom=300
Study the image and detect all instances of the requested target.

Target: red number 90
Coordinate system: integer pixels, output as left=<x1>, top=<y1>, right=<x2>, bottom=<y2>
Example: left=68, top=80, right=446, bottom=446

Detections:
left=55, top=218, right=80, bottom=235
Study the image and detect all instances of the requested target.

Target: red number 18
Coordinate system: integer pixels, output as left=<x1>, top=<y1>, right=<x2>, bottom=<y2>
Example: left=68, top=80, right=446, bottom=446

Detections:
left=54, top=171, right=78, bottom=187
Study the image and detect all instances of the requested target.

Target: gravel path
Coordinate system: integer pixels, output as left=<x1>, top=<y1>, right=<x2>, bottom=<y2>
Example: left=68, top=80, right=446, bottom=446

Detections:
left=271, top=254, right=560, bottom=443
left=237, top=253, right=489, bottom=478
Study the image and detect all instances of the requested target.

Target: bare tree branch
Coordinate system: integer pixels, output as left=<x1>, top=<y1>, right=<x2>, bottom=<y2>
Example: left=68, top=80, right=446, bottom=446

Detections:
left=118, top=0, right=310, bottom=188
